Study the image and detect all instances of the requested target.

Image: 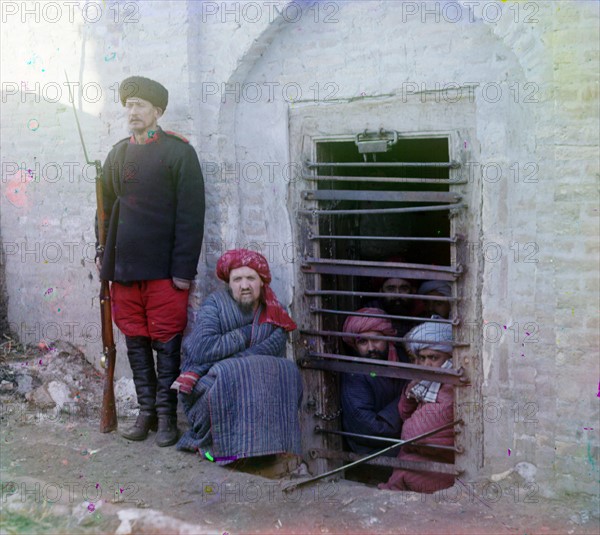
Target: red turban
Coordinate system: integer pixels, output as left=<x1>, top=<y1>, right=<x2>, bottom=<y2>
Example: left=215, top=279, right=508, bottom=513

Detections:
left=216, top=249, right=297, bottom=332
left=342, top=308, right=398, bottom=362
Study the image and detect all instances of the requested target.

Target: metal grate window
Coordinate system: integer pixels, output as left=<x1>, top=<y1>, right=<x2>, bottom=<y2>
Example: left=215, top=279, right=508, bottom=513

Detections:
left=296, top=133, right=470, bottom=479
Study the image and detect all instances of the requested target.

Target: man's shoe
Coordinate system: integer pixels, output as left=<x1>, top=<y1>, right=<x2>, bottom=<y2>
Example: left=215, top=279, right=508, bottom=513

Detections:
left=120, top=413, right=158, bottom=441
left=156, top=416, right=178, bottom=447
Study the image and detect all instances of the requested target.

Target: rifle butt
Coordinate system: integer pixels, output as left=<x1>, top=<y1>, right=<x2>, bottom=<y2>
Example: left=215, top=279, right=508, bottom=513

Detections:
left=100, top=346, right=117, bottom=433
left=99, top=280, right=117, bottom=433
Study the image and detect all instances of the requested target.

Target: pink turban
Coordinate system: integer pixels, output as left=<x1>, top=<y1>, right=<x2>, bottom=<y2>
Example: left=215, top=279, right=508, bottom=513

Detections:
left=216, top=249, right=297, bottom=332
left=342, top=308, right=398, bottom=362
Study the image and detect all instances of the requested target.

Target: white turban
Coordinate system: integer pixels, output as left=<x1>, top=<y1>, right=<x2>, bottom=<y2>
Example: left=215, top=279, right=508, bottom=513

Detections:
left=405, top=321, right=453, bottom=356
left=418, top=280, right=452, bottom=297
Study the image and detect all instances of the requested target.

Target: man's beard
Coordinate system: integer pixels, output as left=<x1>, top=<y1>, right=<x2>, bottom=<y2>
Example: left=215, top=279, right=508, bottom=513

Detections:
left=382, top=298, right=411, bottom=316
left=238, top=300, right=256, bottom=314
left=228, top=288, right=258, bottom=313
left=365, top=349, right=388, bottom=360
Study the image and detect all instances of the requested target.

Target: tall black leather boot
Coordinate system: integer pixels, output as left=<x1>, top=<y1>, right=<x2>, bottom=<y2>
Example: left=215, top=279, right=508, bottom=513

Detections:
left=153, top=334, right=182, bottom=447
left=120, top=336, right=158, bottom=441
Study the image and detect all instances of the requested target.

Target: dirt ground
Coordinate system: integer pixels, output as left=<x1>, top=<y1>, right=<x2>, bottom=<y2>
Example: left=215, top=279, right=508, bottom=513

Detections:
left=1, top=341, right=598, bottom=535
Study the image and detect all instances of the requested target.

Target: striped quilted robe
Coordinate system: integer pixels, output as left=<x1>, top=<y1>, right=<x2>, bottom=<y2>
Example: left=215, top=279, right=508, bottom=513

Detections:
left=176, top=289, right=303, bottom=463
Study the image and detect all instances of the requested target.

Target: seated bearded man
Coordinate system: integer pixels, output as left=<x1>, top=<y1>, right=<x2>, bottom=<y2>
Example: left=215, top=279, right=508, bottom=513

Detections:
left=173, top=249, right=303, bottom=464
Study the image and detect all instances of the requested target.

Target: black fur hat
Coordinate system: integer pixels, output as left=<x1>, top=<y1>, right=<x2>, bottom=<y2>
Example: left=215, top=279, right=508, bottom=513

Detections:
left=119, top=76, right=168, bottom=111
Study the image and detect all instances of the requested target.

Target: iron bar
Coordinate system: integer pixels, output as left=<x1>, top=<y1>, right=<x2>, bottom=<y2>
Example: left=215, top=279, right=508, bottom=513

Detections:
left=301, top=263, right=458, bottom=281
left=300, top=353, right=468, bottom=385
left=300, top=262, right=462, bottom=281
left=308, top=234, right=458, bottom=243
left=304, top=257, right=460, bottom=274
left=299, top=202, right=464, bottom=216
left=306, top=161, right=461, bottom=168
left=302, top=174, right=467, bottom=185
left=300, top=330, right=469, bottom=347
left=314, top=426, right=462, bottom=453
left=302, top=190, right=460, bottom=203
left=305, top=290, right=458, bottom=302
left=282, top=420, right=462, bottom=492
left=309, top=307, right=457, bottom=326
left=310, top=448, right=460, bottom=475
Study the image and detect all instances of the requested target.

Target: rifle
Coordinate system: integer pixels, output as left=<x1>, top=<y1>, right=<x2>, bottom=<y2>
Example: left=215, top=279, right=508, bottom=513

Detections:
left=66, top=72, right=117, bottom=433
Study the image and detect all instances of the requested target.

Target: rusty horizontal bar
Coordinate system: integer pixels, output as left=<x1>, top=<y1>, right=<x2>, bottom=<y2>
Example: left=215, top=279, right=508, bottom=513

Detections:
left=306, top=161, right=461, bottom=169
left=305, top=290, right=458, bottom=302
left=304, top=264, right=457, bottom=281
left=301, top=264, right=458, bottom=281
left=299, top=202, right=464, bottom=216
left=314, top=427, right=463, bottom=453
left=302, top=190, right=460, bottom=203
left=302, top=174, right=467, bottom=185
left=308, top=234, right=458, bottom=243
left=301, top=330, right=469, bottom=348
left=310, top=307, right=458, bottom=326
left=300, top=353, right=468, bottom=385
left=311, top=448, right=460, bottom=475
left=305, top=257, right=459, bottom=273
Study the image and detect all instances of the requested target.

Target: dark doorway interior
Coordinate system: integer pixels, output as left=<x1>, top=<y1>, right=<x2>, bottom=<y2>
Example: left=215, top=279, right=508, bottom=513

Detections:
left=312, top=137, right=454, bottom=485
left=315, top=137, right=451, bottom=343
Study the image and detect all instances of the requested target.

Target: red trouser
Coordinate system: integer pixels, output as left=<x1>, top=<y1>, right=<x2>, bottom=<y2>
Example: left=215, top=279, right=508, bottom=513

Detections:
left=111, top=280, right=189, bottom=342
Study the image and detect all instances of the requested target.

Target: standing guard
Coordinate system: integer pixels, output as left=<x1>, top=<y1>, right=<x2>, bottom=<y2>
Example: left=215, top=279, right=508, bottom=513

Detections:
left=96, top=76, right=205, bottom=446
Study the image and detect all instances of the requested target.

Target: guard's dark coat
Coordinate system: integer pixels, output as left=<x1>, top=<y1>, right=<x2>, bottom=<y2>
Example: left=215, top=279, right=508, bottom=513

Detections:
left=98, top=128, right=205, bottom=282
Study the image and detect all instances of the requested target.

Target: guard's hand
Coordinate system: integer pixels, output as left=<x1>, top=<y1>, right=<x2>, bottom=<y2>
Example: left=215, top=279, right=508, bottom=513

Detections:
left=172, top=277, right=191, bottom=291
left=171, top=371, right=200, bottom=394
left=95, top=254, right=103, bottom=273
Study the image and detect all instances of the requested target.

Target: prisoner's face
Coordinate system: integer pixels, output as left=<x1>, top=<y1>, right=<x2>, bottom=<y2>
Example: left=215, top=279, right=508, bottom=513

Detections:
left=426, top=290, right=451, bottom=319
left=229, top=266, right=263, bottom=311
left=416, top=348, right=451, bottom=368
left=381, top=278, right=413, bottom=314
left=125, top=97, right=162, bottom=134
left=355, top=331, right=389, bottom=360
